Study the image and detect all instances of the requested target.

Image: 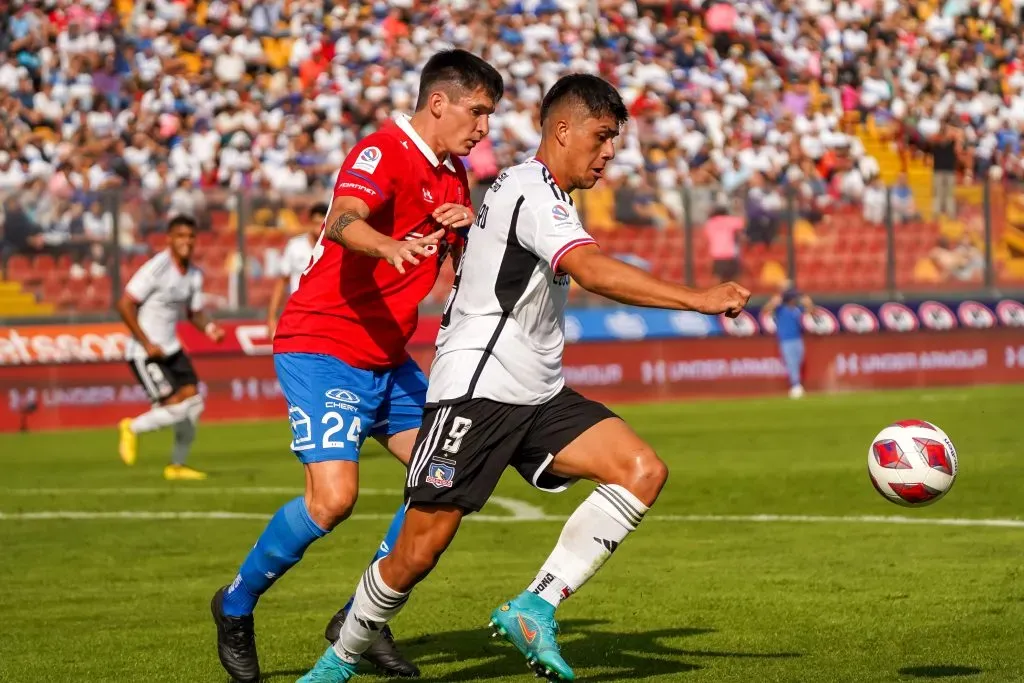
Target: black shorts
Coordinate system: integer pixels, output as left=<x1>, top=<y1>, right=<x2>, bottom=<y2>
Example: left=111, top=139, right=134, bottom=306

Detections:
left=405, top=386, right=618, bottom=513
left=127, top=350, right=199, bottom=403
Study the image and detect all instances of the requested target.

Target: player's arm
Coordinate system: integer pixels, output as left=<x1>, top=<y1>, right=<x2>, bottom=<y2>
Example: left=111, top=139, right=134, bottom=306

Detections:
left=265, top=274, right=289, bottom=338
left=118, top=262, right=162, bottom=358
left=116, top=294, right=162, bottom=359
left=324, top=191, right=444, bottom=275
left=559, top=245, right=750, bottom=316
left=185, top=275, right=224, bottom=342
left=431, top=203, right=474, bottom=270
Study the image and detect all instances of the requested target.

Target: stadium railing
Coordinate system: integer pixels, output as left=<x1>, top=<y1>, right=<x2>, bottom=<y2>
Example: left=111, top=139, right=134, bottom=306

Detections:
left=1, top=180, right=1023, bottom=323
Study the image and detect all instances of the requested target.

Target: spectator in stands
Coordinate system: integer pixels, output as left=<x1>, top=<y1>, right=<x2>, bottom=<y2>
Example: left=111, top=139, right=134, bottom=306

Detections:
left=2, top=0, right=1022, bottom=310
left=614, top=174, right=667, bottom=229
left=704, top=205, right=745, bottom=284
left=2, top=195, right=44, bottom=256
left=82, top=198, right=113, bottom=275
left=891, top=173, right=920, bottom=224
left=930, top=235, right=984, bottom=282
left=862, top=177, right=887, bottom=226
left=930, top=122, right=961, bottom=219
left=745, top=172, right=781, bottom=247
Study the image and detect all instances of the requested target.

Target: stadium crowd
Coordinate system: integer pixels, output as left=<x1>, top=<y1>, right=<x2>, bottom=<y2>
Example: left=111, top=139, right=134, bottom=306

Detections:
left=0, top=0, right=1021, bottom=274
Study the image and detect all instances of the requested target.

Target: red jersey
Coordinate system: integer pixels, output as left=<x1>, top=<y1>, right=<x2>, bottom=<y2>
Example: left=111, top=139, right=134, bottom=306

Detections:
left=274, top=115, right=471, bottom=370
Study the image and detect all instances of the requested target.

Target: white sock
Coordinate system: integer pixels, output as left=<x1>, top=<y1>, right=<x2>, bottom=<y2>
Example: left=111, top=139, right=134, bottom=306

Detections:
left=131, top=395, right=203, bottom=434
left=334, top=560, right=410, bottom=662
left=529, top=484, right=649, bottom=608
left=184, top=395, right=205, bottom=424
left=528, top=571, right=571, bottom=606
left=171, top=420, right=195, bottom=466
left=131, top=402, right=189, bottom=433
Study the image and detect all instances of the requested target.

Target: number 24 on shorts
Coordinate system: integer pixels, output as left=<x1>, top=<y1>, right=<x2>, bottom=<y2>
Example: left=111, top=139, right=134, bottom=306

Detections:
left=289, top=406, right=362, bottom=451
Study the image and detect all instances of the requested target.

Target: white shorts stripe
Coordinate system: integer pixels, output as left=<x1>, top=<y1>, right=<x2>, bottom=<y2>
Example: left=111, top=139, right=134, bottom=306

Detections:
left=411, top=406, right=450, bottom=488
left=406, top=407, right=446, bottom=488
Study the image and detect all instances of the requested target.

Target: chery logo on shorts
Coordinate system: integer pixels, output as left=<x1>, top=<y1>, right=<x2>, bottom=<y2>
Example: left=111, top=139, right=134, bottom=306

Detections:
left=325, top=388, right=360, bottom=403
left=325, top=388, right=360, bottom=411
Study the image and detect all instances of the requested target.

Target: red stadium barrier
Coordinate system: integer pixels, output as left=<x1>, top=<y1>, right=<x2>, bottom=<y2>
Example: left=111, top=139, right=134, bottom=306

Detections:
left=2, top=329, right=1023, bottom=432
left=0, top=318, right=443, bottom=366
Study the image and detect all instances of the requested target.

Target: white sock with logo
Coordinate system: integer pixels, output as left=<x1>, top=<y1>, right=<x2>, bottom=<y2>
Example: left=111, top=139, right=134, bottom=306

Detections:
left=527, top=484, right=648, bottom=608
left=334, top=560, right=410, bottom=662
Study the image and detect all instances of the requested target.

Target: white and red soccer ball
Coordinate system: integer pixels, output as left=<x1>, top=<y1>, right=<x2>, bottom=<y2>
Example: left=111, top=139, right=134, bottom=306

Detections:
left=867, top=420, right=958, bottom=507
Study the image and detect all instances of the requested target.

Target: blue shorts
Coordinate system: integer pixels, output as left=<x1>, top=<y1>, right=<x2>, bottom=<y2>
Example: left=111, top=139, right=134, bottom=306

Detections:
left=274, top=353, right=427, bottom=464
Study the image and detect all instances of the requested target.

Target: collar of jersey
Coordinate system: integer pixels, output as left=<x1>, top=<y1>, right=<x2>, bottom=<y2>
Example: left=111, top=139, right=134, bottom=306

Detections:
left=393, top=113, right=457, bottom=172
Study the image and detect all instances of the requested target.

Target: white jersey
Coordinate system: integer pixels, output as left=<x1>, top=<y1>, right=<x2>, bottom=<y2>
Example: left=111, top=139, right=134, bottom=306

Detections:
left=124, top=250, right=204, bottom=361
left=280, top=233, right=315, bottom=293
left=427, top=158, right=596, bottom=406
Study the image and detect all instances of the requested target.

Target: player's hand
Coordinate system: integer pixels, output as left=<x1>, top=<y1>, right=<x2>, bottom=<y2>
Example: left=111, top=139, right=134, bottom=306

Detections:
left=699, top=282, right=751, bottom=318
left=382, top=229, right=445, bottom=274
left=205, top=322, right=225, bottom=343
left=432, top=203, right=474, bottom=229
left=144, top=342, right=164, bottom=359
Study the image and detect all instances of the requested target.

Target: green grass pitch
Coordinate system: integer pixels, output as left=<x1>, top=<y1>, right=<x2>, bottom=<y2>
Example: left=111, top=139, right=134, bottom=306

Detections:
left=2, top=385, right=1023, bottom=683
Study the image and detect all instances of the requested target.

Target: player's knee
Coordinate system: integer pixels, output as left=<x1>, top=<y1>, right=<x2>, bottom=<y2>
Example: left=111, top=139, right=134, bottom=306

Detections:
left=306, top=487, right=357, bottom=530
left=169, top=384, right=199, bottom=403
left=613, top=444, right=668, bottom=507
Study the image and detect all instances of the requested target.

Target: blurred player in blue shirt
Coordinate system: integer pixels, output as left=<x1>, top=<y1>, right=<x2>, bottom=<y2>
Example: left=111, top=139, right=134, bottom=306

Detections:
left=763, top=280, right=813, bottom=399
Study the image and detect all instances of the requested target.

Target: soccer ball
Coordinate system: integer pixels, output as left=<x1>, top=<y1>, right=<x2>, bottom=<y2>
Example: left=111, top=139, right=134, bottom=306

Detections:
left=867, top=419, right=958, bottom=507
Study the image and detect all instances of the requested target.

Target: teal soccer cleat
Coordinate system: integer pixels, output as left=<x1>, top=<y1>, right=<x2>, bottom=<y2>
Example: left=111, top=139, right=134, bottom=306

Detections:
left=489, top=591, right=575, bottom=681
left=296, top=645, right=359, bottom=683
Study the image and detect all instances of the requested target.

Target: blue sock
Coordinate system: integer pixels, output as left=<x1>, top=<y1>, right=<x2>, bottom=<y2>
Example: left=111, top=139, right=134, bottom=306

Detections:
left=222, top=496, right=328, bottom=617
left=342, top=502, right=406, bottom=613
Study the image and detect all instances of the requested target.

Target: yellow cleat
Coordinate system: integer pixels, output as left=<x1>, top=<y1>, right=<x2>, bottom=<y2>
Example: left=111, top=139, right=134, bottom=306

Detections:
left=118, top=418, right=137, bottom=466
left=164, top=465, right=208, bottom=481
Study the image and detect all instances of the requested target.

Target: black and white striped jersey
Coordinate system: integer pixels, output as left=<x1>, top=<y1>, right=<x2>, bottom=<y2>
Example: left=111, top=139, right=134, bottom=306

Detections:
left=427, top=158, right=596, bottom=406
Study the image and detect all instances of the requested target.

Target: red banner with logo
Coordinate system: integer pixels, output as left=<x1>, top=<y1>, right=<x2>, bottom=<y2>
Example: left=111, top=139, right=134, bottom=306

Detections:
left=0, top=318, right=444, bottom=366
left=3, top=329, right=1023, bottom=432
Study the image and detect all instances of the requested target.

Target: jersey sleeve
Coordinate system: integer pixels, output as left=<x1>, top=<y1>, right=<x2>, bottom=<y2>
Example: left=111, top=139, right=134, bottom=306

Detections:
left=189, top=271, right=204, bottom=313
left=520, top=196, right=597, bottom=274
left=332, top=133, right=401, bottom=214
left=282, top=239, right=306, bottom=277
left=124, top=257, right=159, bottom=303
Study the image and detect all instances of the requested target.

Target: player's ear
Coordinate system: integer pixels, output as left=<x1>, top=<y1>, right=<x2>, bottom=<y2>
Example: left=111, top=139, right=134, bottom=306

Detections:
left=428, top=90, right=447, bottom=119
left=555, top=119, right=570, bottom=147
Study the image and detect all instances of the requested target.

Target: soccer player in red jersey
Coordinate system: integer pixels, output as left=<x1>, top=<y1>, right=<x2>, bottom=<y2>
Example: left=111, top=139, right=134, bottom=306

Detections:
left=211, top=50, right=503, bottom=683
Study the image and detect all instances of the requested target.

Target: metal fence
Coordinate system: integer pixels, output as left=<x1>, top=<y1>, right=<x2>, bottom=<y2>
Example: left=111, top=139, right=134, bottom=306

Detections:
left=1, top=179, right=1022, bottom=322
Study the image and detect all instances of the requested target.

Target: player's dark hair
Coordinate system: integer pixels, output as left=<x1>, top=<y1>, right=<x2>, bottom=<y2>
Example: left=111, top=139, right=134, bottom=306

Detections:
left=415, top=49, right=504, bottom=110
left=310, top=202, right=329, bottom=218
left=540, top=74, right=629, bottom=126
left=167, top=214, right=197, bottom=232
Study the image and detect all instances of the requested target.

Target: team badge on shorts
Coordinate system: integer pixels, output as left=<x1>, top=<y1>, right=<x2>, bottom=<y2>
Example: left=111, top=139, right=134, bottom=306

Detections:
left=425, top=461, right=455, bottom=488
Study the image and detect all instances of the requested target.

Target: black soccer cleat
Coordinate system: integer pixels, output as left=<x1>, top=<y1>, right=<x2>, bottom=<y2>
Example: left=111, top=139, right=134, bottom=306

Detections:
left=324, top=607, right=420, bottom=678
left=211, top=586, right=261, bottom=683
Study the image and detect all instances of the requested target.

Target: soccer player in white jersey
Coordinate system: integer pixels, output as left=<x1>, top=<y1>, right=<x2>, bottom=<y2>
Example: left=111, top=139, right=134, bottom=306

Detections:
left=297, top=74, right=751, bottom=683
left=265, top=203, right=327, bottom=339
left=116, top=215, right=225, bottom=480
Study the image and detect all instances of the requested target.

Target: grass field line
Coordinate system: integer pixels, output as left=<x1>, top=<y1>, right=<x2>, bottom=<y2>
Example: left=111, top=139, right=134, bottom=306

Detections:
left=2, top=510, right=1024, bottom=528
left=2, top=486, right=393, bottom=496
left=0, top=488, right=547, bottom=521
